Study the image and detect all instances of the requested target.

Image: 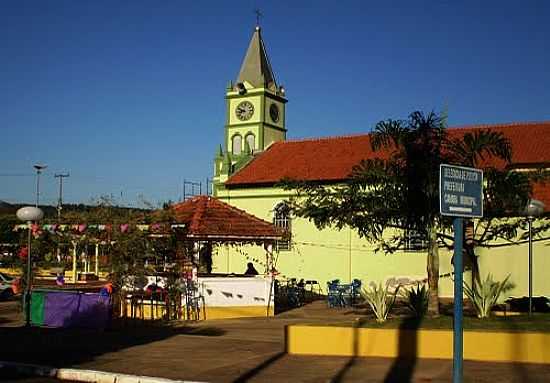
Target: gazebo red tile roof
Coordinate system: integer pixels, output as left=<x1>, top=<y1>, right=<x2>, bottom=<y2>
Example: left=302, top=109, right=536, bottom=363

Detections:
left=225, top=121, right=550, bottom=210
left=171, top=196, right=284, bottom=241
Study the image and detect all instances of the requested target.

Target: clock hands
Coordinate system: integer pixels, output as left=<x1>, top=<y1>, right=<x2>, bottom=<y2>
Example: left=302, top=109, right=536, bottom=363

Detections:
left=235, top=101, right=254, bottom=121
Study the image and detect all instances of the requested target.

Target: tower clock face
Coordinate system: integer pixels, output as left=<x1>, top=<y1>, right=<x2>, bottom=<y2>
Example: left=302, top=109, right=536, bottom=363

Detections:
left=269, top=103, right=279, bottom=123
left=235, top=101, right=254, bottom=121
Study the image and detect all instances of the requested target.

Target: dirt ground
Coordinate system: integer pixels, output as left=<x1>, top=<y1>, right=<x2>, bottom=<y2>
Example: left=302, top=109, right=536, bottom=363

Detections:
left=1, top=299, right=550, bottom=382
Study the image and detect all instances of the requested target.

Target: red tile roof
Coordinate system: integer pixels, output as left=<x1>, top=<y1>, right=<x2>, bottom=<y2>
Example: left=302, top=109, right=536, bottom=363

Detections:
left=450, top=122, right=550, bottom=168
left=225, top=121, right=550, bottom=211
left=227, top=134, right=388, bottom=186
left=171, top=196, right=283, bottom=241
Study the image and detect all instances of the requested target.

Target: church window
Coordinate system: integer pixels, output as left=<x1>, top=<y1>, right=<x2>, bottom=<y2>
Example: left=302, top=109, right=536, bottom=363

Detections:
left=404, top=228, right=428, bottom=251
left=232, top=134, right=242, bottom=155
left=245, top=133, right=255, bottom=152
left=273, top=202, right=292, bottom=251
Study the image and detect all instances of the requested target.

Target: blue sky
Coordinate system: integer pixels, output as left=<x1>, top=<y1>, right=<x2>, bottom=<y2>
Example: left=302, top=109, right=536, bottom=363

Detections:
left=1, top=1, right=549, bottom=207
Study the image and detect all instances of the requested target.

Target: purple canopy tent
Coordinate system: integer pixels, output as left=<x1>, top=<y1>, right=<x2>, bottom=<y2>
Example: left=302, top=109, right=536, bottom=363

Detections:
left=30, top=289, right=111, bottom=329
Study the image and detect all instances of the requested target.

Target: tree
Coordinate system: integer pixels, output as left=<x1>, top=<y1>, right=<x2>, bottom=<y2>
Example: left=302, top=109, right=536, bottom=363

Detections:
left=285, top=111, right=532, bottom=316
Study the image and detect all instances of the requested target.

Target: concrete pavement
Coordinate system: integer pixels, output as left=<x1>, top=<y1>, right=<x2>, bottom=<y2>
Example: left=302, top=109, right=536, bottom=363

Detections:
left=1, top=300, right=550, bottom=382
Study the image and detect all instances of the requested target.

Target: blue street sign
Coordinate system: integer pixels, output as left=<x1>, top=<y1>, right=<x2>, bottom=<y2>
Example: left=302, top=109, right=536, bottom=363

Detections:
left=440, top=164, right=483, bottom=383
left=440, top=164, right=483, bottom=218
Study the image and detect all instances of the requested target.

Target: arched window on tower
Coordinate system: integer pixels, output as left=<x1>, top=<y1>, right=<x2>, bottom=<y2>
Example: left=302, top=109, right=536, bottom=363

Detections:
left=245, top=133, right=255, bottom=153
left=273, top=202, right=292, bottom=251
left=232, top=134, right=242, bottom=155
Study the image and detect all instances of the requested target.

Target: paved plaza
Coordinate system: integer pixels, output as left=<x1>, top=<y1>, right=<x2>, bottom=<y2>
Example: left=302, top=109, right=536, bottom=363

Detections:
left=1, top=300, right=550, bottom=382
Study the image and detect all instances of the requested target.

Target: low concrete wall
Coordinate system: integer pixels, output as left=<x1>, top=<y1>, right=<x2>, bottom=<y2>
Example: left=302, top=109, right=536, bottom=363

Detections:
left=198, top=276, right=274, bottom=319
left=124, top=275, right=274, bottom=320
left=286, top=325, right=550, bottom=364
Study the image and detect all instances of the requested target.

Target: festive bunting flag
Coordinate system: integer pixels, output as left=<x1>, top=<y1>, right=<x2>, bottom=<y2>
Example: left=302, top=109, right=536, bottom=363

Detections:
left=12, top=222, right=185, bottom=235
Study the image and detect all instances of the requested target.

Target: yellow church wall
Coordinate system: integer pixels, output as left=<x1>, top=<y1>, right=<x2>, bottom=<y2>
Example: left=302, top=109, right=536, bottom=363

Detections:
left=263, top=128, right=285, bottom=149
left=228, top=126, right=260, bottom=151
left=477, top=239, right=550, bottom=298
left=263, top=99, right=285, bottom=130
left=215, top=186, right=550, bottom=299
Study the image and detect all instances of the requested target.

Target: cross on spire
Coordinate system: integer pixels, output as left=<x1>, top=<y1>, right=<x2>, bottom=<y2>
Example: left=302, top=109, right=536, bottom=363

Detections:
left=254, top=9, right=262, bottom=28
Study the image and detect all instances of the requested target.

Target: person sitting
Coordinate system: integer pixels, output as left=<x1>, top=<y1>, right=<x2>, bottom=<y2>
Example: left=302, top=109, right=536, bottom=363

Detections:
left=244, top=262, right=259, bottom=275
left=55, top=273, right=65, bottom=287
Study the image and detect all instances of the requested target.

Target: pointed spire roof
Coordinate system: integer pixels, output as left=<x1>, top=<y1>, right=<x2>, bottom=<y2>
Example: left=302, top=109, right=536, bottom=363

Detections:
left=236, top=26, right=277, bottom=90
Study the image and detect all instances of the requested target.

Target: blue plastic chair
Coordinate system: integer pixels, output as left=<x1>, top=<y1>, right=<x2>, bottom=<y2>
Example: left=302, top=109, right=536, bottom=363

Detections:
left=327, top=280, right=341, bottom=307
left=351, top=279, right=362, bottom=305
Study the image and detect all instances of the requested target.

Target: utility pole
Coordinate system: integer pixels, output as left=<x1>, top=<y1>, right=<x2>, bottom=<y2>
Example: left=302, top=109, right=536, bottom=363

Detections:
left=54, top=173, right=69, bottom=220
left=33, top=164, right=47, bottom=207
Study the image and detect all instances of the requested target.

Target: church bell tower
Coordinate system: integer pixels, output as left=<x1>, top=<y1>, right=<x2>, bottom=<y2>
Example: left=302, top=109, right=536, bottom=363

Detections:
left=213, top=25, right=287, bottom=195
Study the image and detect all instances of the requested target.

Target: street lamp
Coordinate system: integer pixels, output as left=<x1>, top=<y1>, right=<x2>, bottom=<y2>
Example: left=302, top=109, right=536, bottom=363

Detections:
left=33, top=164, right=47, bottom=207
left=16, top=206, right=44, bottom=327
left=525, top=199, right=545, bottom=316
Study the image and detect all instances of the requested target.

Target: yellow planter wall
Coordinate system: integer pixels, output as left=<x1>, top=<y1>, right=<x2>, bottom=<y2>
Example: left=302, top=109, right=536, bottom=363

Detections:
left=286, top=325, right=550, bottom=364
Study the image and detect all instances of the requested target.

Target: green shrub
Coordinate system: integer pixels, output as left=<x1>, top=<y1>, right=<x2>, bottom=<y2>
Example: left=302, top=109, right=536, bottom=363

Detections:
left=362, top=282, right=400, bottom=322
left=463, top=274, right=514, bottom=319
left=402, top=283, right=429, bottom=317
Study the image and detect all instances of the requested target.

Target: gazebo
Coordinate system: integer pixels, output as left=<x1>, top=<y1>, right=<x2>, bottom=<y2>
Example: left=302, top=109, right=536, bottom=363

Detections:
left=171, top=195, right=284, bottom=263
left=169, top=195, right=285, bottom=319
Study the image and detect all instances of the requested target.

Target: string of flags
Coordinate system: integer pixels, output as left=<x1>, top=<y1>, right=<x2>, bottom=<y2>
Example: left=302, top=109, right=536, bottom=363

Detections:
left=13, top=223, right=186, bottom=235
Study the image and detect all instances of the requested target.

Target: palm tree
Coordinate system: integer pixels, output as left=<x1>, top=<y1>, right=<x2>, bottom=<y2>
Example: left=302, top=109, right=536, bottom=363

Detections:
left=370, top=111, right=515, bottom=315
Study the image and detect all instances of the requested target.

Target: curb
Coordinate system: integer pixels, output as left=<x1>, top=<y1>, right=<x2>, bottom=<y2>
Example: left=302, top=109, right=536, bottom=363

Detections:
left=0, top=361, right=205, bottom=383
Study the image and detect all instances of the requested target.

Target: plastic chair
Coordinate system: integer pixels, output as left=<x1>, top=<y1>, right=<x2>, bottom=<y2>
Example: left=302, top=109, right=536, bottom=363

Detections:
left=286, top=279, right=303, bottom=308
left=351, top=279, right=362, bottom=305
left=327, top=280, right=341, bottom=307
left=305, top=280, right=322, bottom=300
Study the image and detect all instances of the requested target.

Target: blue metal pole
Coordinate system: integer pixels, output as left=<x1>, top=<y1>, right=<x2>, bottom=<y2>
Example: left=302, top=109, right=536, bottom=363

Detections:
left=453, top=218, right=463, bottom=383
left=25, top=222, right=32, bottom=327
left=528, top=218, right=533, bottom=317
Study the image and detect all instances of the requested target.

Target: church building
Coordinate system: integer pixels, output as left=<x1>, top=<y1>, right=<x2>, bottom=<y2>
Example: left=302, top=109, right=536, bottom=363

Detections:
left=211, top=26, right=550, bottom=298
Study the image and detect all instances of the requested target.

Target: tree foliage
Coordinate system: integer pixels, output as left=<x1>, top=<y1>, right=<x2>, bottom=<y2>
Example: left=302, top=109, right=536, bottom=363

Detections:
left=284, top=111, right=539, bottom=315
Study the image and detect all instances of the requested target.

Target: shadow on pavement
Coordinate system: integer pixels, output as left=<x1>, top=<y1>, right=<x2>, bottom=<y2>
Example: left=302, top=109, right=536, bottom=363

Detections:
left=329, top=321, right=361, bottom=383
left=0, top=320, right=226, bottom=368
left=383, top=317, right=420, bottom=383
left=0, top=366, right=39, bottom=381
left=231, top=325, right=291, bottom=382
left=232, top=351, right=286, bottom=382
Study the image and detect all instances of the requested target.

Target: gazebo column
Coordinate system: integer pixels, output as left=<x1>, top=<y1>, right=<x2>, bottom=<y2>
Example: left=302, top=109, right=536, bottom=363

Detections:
left=265, top=242, right=275, bottom=317
left=264, top=242, right=274, bottom=275
left=95, top=243, right=99, bottom=276
left=72, top=241, right=78, bottom=283
left=84, top=251, right=88, bottom=273
left=193, top=242, right=200, bottom=279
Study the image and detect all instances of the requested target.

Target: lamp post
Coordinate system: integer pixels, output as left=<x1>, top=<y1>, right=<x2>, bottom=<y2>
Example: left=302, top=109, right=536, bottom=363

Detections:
left=525, top=199, right=545, bottom=316
left=16, top=206, right=44, bottom=327
left=33, top=164, right=47, bottom=207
